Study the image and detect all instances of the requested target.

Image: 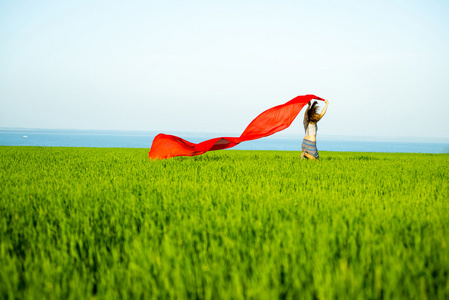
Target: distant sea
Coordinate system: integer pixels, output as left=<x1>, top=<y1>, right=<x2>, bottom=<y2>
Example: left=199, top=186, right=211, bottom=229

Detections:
left=1, top=128, right=448, bottom=154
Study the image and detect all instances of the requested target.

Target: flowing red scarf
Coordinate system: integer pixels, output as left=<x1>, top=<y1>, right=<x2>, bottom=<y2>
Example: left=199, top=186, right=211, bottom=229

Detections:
left=149, top=94, right=325, bottom=159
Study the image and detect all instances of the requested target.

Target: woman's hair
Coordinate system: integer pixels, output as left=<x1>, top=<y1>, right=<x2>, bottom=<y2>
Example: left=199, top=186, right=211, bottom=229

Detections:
left=307, top=101, right=320, bottom=123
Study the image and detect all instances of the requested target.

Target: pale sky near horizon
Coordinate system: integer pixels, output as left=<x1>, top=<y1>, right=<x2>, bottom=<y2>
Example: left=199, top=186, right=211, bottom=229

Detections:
left=1, top=0, right=449, bottom=139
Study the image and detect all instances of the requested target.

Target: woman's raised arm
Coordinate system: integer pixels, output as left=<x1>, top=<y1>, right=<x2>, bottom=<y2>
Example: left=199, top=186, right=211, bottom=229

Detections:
left=304, top=101, right=311, bottom=122
left=317, top=99, right=329, bottom=121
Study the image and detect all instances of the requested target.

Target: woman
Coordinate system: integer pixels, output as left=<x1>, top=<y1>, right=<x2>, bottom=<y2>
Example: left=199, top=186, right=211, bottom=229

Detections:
left=300, top=99, right=329, bottom=160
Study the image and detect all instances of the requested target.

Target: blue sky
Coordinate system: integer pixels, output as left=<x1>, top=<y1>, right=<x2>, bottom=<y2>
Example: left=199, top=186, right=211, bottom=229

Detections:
left=1, top=0, right=448, bottom=139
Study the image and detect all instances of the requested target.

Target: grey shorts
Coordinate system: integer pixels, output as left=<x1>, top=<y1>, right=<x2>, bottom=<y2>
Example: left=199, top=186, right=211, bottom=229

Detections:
left=301, top=139, right=319, bottom=159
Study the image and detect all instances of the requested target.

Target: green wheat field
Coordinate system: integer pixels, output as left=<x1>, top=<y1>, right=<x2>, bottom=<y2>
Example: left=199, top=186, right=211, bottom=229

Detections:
left=1, top=146, right=448, bottom=299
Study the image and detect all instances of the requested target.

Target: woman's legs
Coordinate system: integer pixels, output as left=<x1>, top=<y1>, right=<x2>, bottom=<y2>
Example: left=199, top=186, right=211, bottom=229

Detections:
left=301, top=150, right=317, bottom=160
left=304, top=152, right=317, bottom=160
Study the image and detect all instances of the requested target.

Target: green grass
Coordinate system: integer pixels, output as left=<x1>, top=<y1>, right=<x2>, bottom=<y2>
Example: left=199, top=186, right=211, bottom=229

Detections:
left=1, top=146, right=448, bottom=299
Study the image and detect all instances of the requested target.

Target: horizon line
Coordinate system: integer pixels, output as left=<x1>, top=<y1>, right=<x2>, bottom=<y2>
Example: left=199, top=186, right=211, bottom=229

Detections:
left=1, top=126, right=449, bottom=143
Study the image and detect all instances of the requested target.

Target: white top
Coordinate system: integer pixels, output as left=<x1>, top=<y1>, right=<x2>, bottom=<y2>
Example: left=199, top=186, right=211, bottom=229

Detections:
left=304, top=119, right=317, bottom=136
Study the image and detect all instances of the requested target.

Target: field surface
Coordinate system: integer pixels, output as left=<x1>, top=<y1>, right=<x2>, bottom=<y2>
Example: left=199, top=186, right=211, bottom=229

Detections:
left=1, top=146, right=448, bottom=299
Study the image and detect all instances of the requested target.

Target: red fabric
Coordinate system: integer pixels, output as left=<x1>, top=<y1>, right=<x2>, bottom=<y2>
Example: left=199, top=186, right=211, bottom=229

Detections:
left=149, top=94, right=325, bottom=159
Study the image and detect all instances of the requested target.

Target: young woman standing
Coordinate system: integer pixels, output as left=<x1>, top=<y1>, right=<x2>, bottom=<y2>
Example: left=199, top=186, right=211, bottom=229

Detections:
left=300, top=99, right=329, bottom=160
